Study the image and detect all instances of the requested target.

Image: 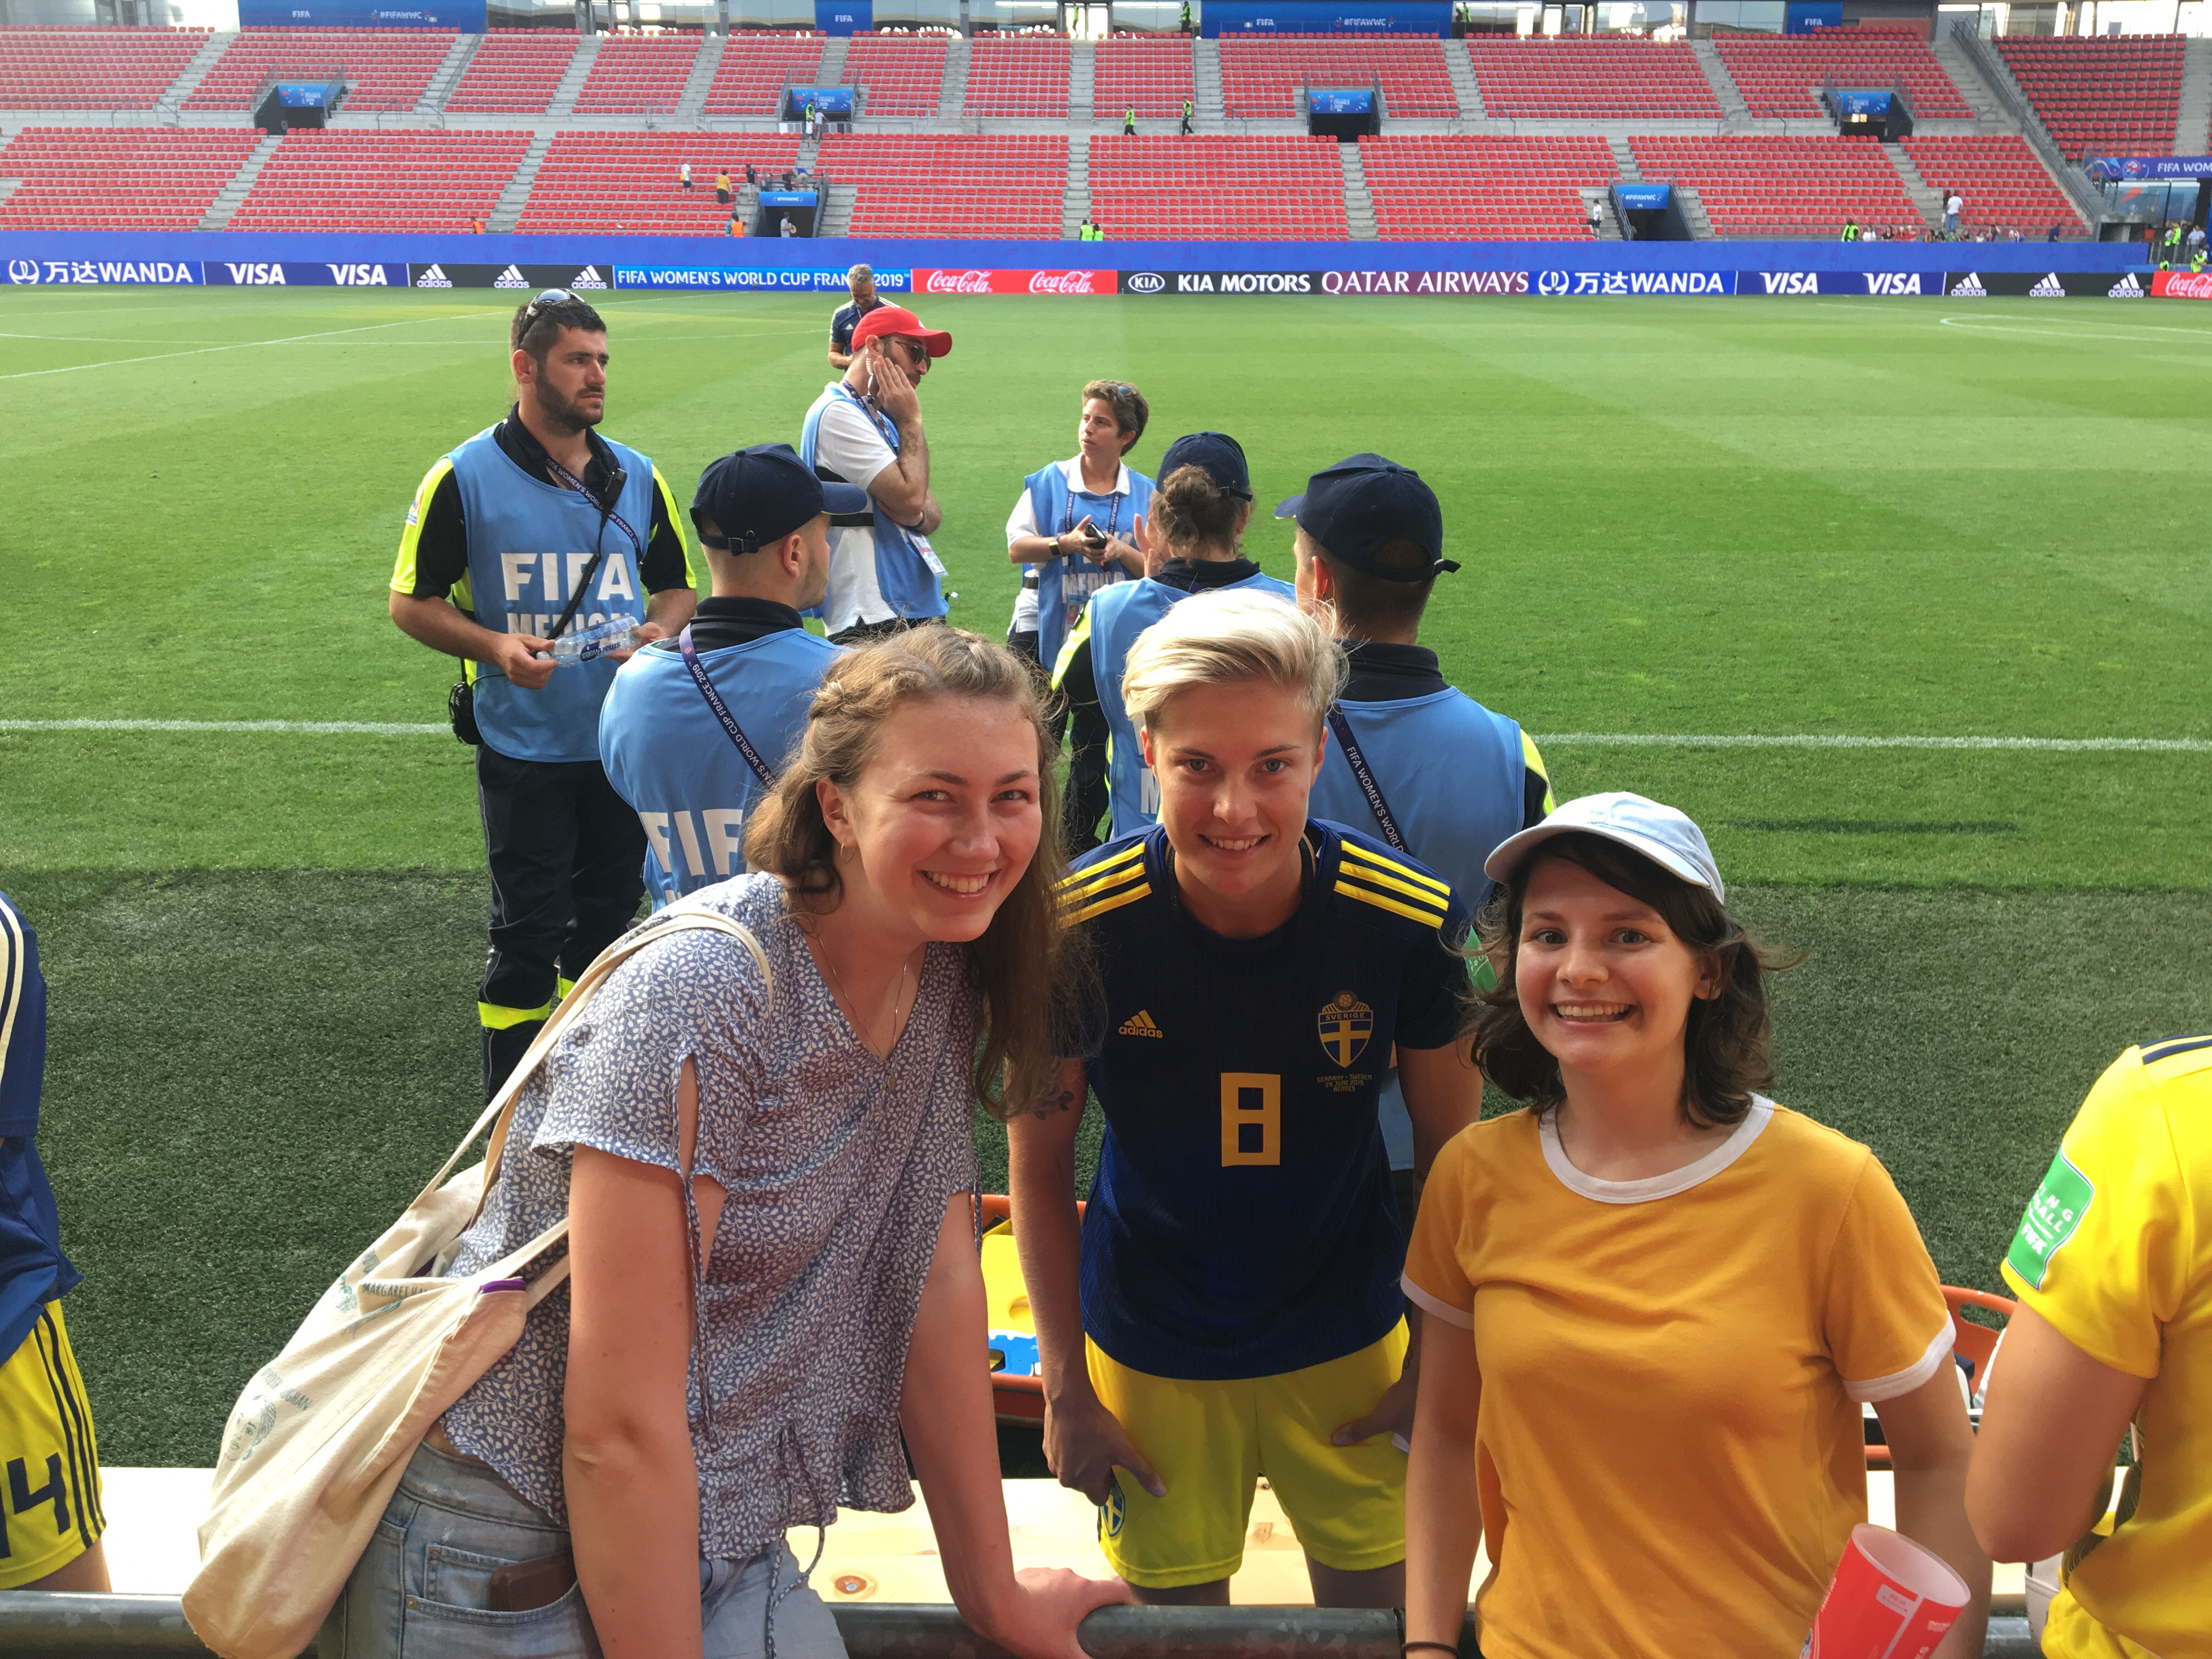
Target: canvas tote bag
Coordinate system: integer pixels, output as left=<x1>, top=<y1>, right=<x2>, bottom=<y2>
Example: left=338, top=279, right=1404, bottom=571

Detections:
left=183, top=905, right=768, bottom=1659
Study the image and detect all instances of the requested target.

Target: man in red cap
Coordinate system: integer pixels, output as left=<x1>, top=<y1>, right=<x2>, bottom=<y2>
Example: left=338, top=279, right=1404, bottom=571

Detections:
left=798, top=303, right=955, bottom=643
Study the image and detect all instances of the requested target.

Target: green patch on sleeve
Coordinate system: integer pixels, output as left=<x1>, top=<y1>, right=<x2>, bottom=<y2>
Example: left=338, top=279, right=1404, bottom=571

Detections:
left=2007, top=1148, right=2096, bottom=1292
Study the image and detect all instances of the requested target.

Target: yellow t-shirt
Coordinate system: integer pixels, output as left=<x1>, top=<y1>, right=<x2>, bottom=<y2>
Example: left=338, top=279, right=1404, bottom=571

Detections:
left=1403, top=1099, right=1952, bottom=1659
left=2000, top=1036, right=2212, bottom=1659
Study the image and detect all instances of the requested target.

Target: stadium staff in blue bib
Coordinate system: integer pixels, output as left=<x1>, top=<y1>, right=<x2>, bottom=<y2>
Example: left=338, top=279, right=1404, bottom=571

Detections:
left=600, top=445, right=864, bottom=909
left=826, top=264, right=887, bottom=371
left=1052, top=431, right=1294, bottom=851
left=1003, top=380, right=1155, bottom=673
left=390, top=289, right=698, bottom=1096
left=1282, top=454, right=1555, bottom=1219
left=800, top=302, right=952, bottom=644
left=1012, top=590, right=1483, bottom=1608
left=0, top=894, right=109, bottom=1595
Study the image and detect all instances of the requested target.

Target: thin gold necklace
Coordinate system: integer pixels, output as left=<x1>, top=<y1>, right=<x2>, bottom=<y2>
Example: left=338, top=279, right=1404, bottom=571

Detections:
left=817, top=941, right=911, bottom=1069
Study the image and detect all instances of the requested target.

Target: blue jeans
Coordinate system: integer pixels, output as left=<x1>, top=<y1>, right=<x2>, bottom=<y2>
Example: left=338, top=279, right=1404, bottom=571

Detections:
left=321, top=1441, right=849, bottom=1659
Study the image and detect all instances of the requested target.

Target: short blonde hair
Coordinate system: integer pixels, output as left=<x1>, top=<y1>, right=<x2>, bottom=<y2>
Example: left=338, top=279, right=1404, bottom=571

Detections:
left=1119, top=588, right=1347, bottom=733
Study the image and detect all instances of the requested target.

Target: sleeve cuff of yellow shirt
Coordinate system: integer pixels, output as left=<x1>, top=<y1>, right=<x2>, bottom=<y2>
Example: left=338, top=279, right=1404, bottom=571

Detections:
left=1401, top=1273, right=1475, bottom=1330
left=1843, top=1321, right=1955, bottom=1403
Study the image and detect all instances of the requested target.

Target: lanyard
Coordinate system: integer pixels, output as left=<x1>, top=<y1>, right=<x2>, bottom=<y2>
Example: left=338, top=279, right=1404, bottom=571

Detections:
left=1324, top=706, right=1407, bottom=853
left=679, top=625, right=776, bottom=787
left=543, top=453, right=643, bottom=561
left=1058, top=473, right=1125, bottom=543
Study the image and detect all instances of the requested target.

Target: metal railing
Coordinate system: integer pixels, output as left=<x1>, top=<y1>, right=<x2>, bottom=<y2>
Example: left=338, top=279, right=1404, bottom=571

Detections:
left=1947, top=30, right=2106, bottom=229
left=0, top=1594, right=2044, bottom=1659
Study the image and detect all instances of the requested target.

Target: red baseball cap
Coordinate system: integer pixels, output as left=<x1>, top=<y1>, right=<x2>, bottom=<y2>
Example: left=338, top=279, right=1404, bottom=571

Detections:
left=849, top=304, right=953, bottom=358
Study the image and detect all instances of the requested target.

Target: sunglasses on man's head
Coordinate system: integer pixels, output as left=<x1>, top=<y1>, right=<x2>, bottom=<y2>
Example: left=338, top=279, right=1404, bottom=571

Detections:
left=522, top=287, right=575, bottom=319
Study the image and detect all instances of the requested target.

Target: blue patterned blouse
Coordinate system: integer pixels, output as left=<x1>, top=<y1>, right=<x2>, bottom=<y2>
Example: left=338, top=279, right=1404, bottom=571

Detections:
left=442, top=873, right=980, bottom=1563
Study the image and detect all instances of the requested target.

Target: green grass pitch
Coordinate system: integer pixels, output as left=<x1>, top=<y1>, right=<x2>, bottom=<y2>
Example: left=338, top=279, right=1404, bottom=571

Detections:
left=2, top=287, right=2207, bottom=1466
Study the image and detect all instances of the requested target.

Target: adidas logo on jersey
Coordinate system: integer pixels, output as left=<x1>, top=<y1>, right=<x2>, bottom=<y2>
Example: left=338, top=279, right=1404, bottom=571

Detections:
left=2109, top=272, right=2145, bottom=297
left=415, top=263, right=453, bottom=289
left=2028, top=272, right=2067, bottom=298
left=493, top=264, right=529, bottom=289
left=1118, top=1009, right=1164, bottom=1039
left=571, top=266, right=608, bottom=291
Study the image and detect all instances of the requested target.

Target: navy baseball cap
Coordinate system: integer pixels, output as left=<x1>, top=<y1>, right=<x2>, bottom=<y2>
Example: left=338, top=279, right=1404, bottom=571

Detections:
left=1274, top=453, right=1459, bottom=582
left=1158, top=431, right=1252, bottom=500
left=691, top=444, right=869, bottom=554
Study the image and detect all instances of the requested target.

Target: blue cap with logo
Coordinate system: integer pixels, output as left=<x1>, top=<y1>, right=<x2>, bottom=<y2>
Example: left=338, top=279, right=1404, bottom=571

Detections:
left=1157, top=431, right=1252, bottom=500
left=1274, top=453, right=1458, bottom=583
left=1483, top=792, right=1726, bottom=902
left=691, top=443, right=870, bottom=555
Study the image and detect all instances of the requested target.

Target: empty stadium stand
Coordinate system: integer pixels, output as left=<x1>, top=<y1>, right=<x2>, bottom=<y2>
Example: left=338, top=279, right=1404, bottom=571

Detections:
left=964, top=34, right=1069, bottom=117
left=0, top=126, right=258, bottom=229
left=703, top=31, right=825, bottom=116
left=1360, top=134, right=1617, bottom=240
left=1462, top=39, right=1719, bottom=120
left=443, top=30, right=579, bottom=115
left=1092, top=36, right=1193, bottom=118
left=187, top=27, right=455, bottom=112
left=842, top=33, right=948, bottom=118
left=1901, top=134, right=2086, bottom=233
left=225, top=129, right=531, bottom=232
left=817, top=133, right=1064, bottom=237
left=519, top=132, right=801, bottom=233
left=1087, top=135, right=1348, bottom=239
left=1994, top=35, right=2184, bottom=160
left=0, top=24, right=207, bottom=110
left=570, top=32, right=699, bottom=115
left=1630, top=134, right=1918, bottom=238
left=1715, top=31, right=1972, bottom=121
left=1220, top=34, right=1456, bottom=119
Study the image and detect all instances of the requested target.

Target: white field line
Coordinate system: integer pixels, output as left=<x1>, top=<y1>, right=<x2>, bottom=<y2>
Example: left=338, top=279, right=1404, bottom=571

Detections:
left=0, top=310, right=509, bottom=380
left=3, top=720, right=2205, bottom=752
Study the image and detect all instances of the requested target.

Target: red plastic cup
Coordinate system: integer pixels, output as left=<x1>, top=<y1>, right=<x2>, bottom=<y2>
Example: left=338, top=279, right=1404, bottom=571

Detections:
left=1802, top=1524, right=1971, bottom=1659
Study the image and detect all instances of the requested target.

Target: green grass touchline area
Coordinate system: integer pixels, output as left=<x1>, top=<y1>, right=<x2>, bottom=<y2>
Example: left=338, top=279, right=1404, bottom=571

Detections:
left=2, top=288, right=2207, bottom=1466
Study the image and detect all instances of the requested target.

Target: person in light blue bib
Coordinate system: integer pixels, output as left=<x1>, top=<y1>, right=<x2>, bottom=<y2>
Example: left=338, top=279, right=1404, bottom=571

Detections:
left=1003, top=380, right=1154, bottom=676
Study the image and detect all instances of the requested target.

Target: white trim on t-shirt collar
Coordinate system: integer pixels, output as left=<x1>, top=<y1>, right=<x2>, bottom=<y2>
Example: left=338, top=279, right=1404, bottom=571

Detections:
left=1058, top=455, right=1132, bottom=498
left=1538, top=1094, right=1775, bottom=1205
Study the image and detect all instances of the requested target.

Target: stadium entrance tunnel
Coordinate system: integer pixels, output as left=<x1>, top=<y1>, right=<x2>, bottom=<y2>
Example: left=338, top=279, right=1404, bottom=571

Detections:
left=1612, top=181, right=1695, bottom=242
left=0, top=1593, right=2047, bottom=1657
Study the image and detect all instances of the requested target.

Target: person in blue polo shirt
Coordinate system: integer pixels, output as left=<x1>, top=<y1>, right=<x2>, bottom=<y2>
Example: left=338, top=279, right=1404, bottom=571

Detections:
left=0, top=894, right=108, bottom=1594
left=1281, top=454, right=1555, bottom=1226
left=1052, top=431, right=1293, bottom=851
left=600, top=446, right=866, bottom=909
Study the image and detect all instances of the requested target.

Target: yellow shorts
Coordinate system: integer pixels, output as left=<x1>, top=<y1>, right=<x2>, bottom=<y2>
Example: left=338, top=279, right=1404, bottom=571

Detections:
left=1086, top=1322, right=1408, bottom=1589
left=0, top=1303, right=105, bottom=1590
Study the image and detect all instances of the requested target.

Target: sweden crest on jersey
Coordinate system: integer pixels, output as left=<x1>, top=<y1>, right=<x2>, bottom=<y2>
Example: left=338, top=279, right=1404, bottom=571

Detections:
left=1318, top=991, right=1374, bottom=1066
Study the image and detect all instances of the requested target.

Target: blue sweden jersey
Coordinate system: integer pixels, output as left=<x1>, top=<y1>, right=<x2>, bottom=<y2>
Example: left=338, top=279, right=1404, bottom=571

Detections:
left=1058, top=821, right=1470, bottom=1380
left=599, top=629, right=847, bottom=908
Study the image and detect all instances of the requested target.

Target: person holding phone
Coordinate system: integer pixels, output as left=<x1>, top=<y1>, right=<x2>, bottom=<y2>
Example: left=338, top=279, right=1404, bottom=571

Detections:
left=1002, top=380, right=1154, bottom=673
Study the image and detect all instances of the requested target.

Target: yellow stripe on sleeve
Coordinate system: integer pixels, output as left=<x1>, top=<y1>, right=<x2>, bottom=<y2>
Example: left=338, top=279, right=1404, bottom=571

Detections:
left=654, top=465, right=699, bottom=591
left=1339, top=847, right=1452, bottom=901
left=1050, top=599, right=1095, bottom=691
left=1064, top=881, right=1152, bottom=928
left=1058, top=860, right=1149, bottom=909
left=391, top=455, right=454, bottom=596
left=1522, top=730, right=1556, bottom=816
left=1053, top=839, right=1146, bottom=893
left=1335, top=877, right=1449, bottom=928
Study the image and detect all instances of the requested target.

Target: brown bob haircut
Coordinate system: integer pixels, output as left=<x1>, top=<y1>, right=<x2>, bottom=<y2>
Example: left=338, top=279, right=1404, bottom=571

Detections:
left=742, top=625, right=1090, bottom=1121
left=1466, top=831, right=1796, bottom=1130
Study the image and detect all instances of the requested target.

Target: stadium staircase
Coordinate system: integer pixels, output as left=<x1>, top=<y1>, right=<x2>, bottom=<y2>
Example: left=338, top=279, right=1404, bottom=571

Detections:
left=1337, top=140, right=1376, bottom=239
left=195, top=130, right=279, bottom=232
left=417, top=33, right=480, bottom=116
left=1691, top=39, right=1753, bottom=129
left=817, top=35, right=851, bottom=93
left=486, top=130, right=551, bottom=232
left=937, top=37, right=970, bottom=121
left=2176, top=36, right=2212, bottom=154
left=161, top=30, right=233, bottom=111
left=1068, top=40, right=1096, bottom=123
left=1441, top=38, right=1483, bottom=121
left=1193, top=37, right=1224, bottom=124
left=1928, top=34, right=2017, bottom=133
left=546, top=34, right=599, bottom=119
left=1950, top=32, right=2107, bottom=228
left=1881, top=143, right=1947, bottom=235
left=1060, top=129, right=1089, bottom=238
left=676, top=34, right=724, bottom=123
left=816, top=177, right=853, bottom=236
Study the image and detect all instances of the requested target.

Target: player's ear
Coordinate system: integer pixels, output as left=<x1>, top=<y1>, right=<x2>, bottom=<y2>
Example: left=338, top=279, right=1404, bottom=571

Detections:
left=1137, top=723, right=1158, bottom=772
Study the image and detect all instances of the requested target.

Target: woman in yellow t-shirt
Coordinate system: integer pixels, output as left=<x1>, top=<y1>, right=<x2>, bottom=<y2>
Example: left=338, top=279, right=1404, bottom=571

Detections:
left=1967, top=1037, right=2212, bottom=1659
left=1401, top=793, right=1990, bottom=1659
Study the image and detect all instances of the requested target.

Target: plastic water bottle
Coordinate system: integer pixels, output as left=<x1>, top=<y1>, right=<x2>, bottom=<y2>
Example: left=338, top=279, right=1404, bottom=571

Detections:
left=534, top=617, right=641, bottom=664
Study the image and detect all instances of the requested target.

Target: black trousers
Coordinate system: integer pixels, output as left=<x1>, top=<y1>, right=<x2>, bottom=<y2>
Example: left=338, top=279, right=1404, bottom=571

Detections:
left=475, top=746, right=646, bottom=1098
left=829, top=616, right=938, bottom=646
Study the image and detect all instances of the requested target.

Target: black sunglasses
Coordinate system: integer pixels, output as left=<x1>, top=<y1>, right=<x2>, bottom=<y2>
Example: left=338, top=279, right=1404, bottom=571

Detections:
left=522, top=287, right=575, bottom=319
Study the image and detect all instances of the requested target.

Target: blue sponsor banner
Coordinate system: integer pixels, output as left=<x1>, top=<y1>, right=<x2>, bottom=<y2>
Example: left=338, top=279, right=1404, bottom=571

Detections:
left=1308, top=88, right=1375, bottom=114
left=206, top=259, right=408, bottom=286
left=238, top=0, right=486, bottom=25
left=1203, top=1, right=1450, bottom=35
left=613, top=266, right=912, bottom=291
left=788, top=86, right=854, bottom=116
left=2086, top=154, right=2212, bottom=181
left=1786, top=1, right=1844, bottom=30
left=1532, top=268, right=1735, bottom=296
left=815, top=0, right=871, bottom=32
left=5, top=255, right=200, bottom=285
left=758, top=190, right=820, bottom=208
left=1616, top=183, right=1671, bottom=212
left=1741, top=269, right=1933, bottom=296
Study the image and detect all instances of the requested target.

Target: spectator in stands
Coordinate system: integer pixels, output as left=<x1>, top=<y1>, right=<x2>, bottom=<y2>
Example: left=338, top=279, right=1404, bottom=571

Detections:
left=1004, top=379, right=1154, bottom=674
left=328, top=628, right=1131, bottom=1658
left=715, top=168, right=732, bottom=207
left=799, top=304, right=953, bottom=645
left=388, top=291, right=698, bottom=1097
left=680, top=160, right=692, bottom=191
left=0, top=893, right=109, bottom=1596
left=1180, top=95, right=1195, bottom=137
left=1586, top=198, right=1602, bottom=237
left=746, top=162, right=758, bottom=188
left=1966, top=1035, right=2212, bottom=1659
left=1051, top=432, right=1294, bottom=851
left=1944, top=189, right=1963, bottom=238
left=1281, top=453, right=1553, bottom=1231
left=729, top=211, right=746, bottom=237
left=829, top=264, right=888, bottom=373
left=2047, top=222, right=2062, bottom=242
left=1125, top=104, right=1137, bottom=137
left=1402, top=795, right=1990, bottom=1659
